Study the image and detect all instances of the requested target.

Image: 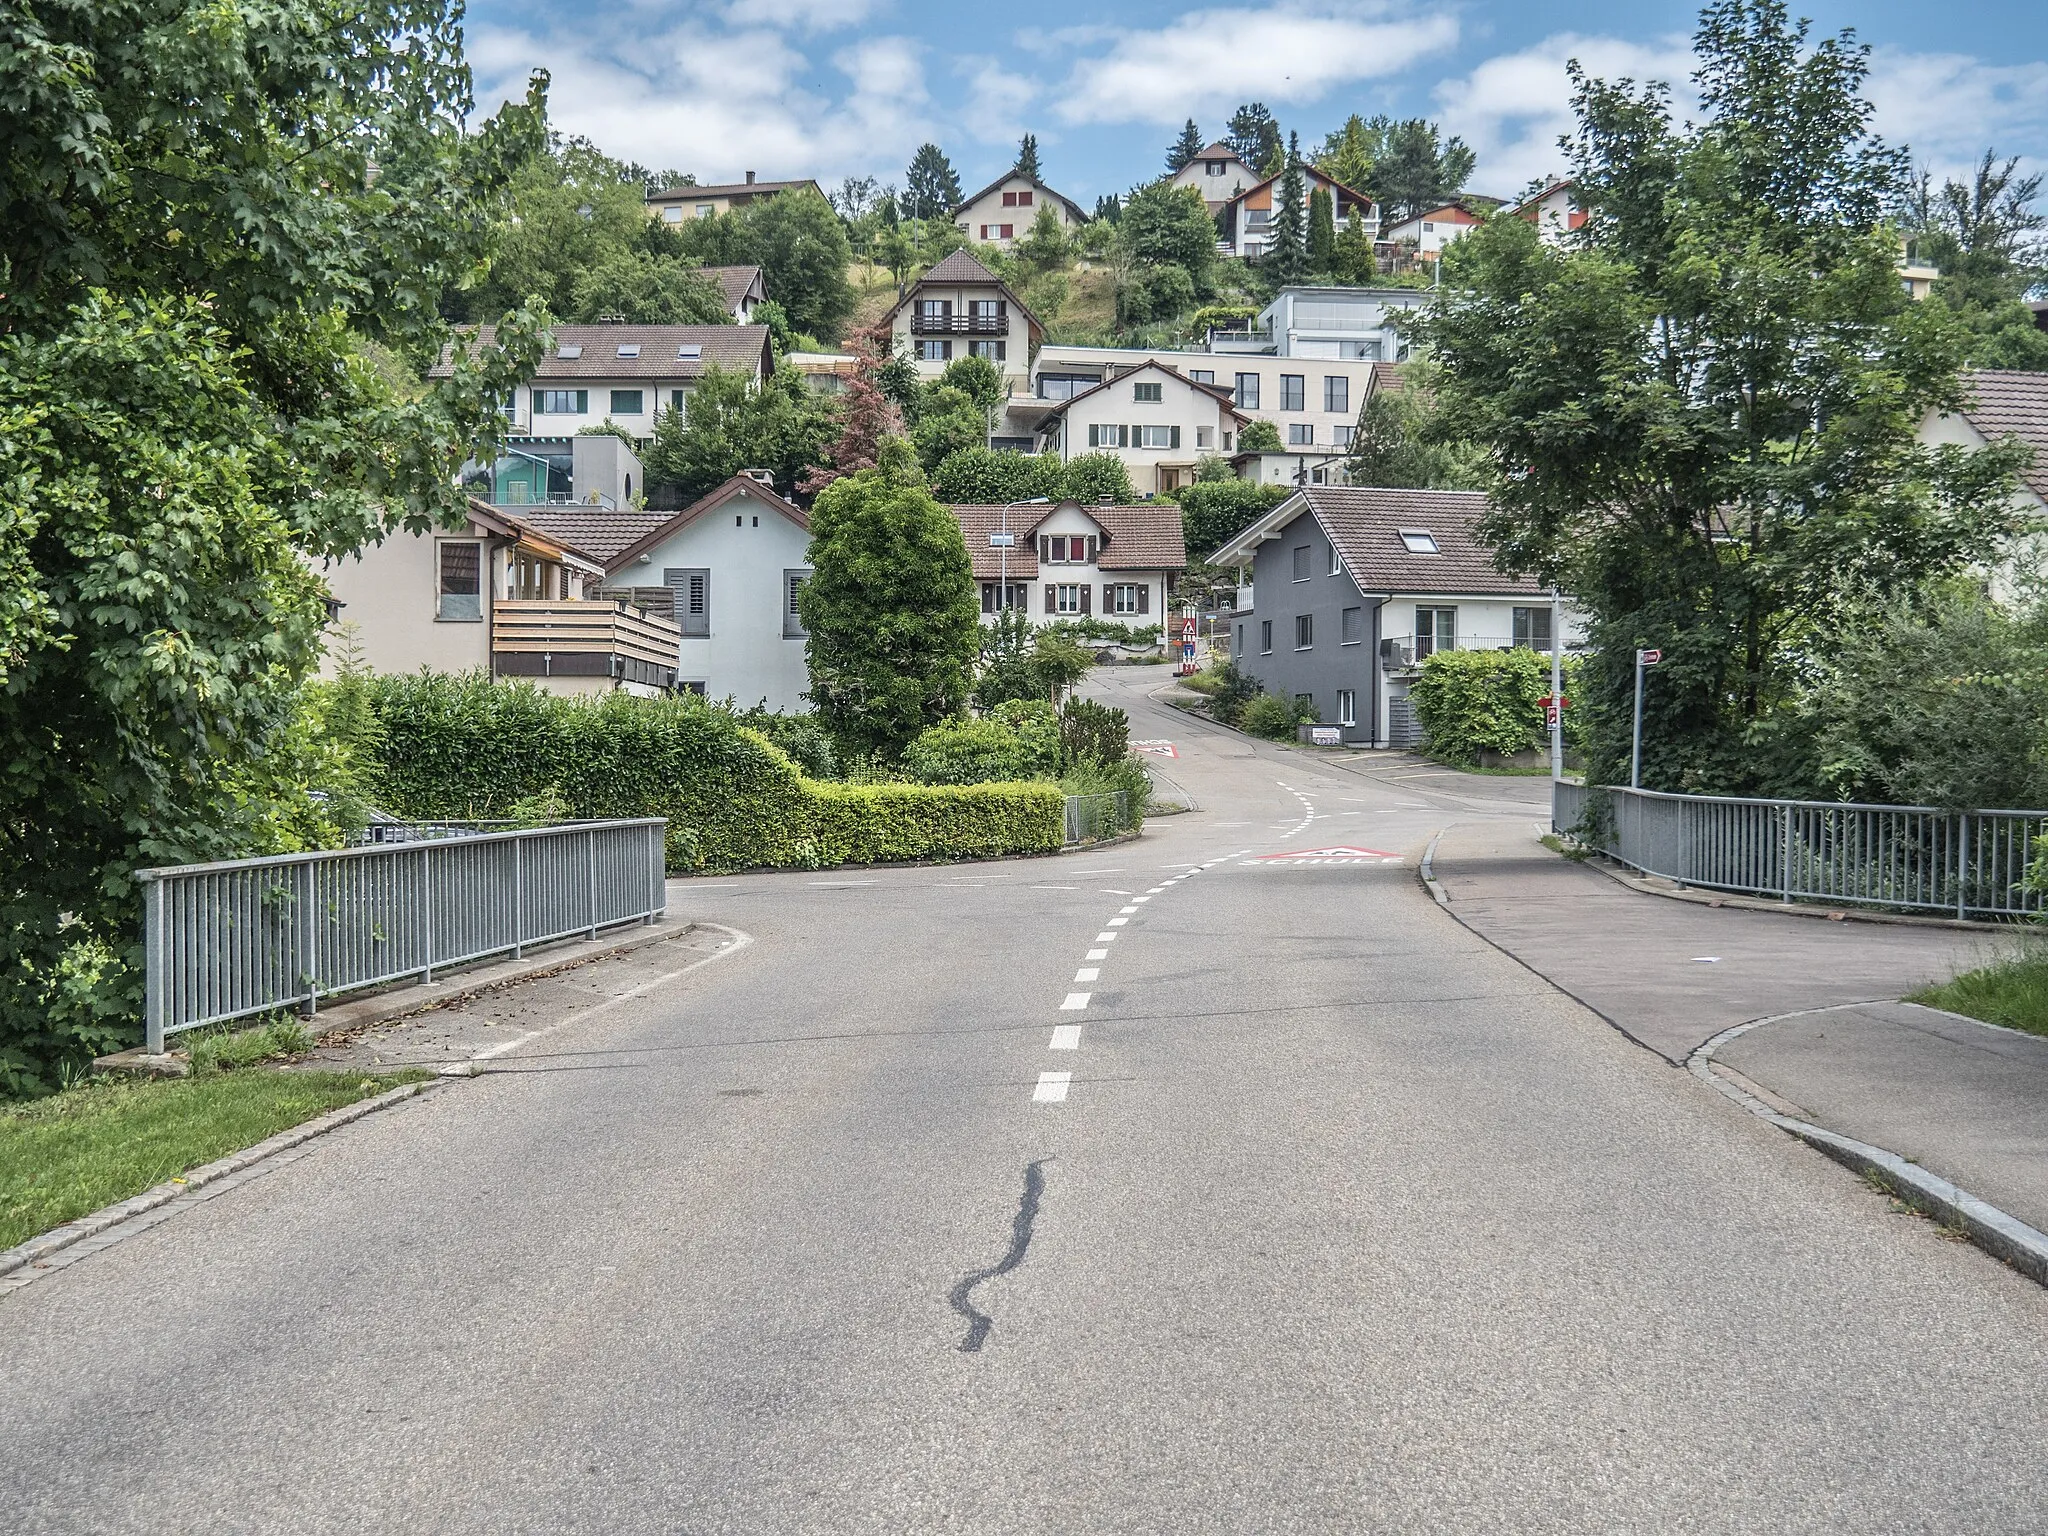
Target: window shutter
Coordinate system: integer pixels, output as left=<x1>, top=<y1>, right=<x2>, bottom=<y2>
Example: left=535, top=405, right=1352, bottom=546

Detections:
left=1137, top=583, right=1149, bottom=614
left=1170, top=425, right=1182, bottom=450
left=1044, top=584, right=1056, bottom=612
left=1118, top=424, right=1130, bottom=448
left=575, top=390, right=588, bottom=413
left=1039, top=535, right=1050, bottom=561
left=1086, top=536, right=1098, bottom=562
left=1080, top=583, right=1091, bottom=615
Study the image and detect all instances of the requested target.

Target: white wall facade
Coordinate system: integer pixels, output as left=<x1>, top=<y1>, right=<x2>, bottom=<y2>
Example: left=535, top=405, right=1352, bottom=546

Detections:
left=890, top=279, right=1034, bottom=386
left=954, top=177, right=1081, bottom=248
left=319, top=528, right=496, bottom=679
left=614, top=483, right=814, bottom=709
left=1171, top=151, right=1254, bottom=208
left=979, top=504, right=1170, bottom=628
left=1049, top=368, right=1240, bottom=494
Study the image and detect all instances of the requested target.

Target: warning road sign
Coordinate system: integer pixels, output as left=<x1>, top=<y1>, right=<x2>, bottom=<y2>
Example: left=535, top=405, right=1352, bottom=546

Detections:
left=1247, top=845, right=1403, bottom=865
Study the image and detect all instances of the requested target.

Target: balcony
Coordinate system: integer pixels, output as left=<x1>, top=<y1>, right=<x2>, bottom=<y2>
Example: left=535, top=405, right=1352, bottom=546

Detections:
left=492, top=599, right=681, bottom=690
left=910, top=311, right=1008, bottom=337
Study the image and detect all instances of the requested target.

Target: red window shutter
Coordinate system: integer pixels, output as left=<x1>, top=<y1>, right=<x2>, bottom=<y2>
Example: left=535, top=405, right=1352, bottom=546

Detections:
left=1081, top=583, right=1091, bottom=615
left=1019, top=190, right=1033, bottom=206
left=1045, top=583, right=1056, bottom=611
left=1137, top=583, right=1149, bottom=614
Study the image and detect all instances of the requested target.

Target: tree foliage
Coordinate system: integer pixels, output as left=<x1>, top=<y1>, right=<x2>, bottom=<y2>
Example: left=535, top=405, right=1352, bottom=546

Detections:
left=1170, top=479, right=1291, bottom=560
left=800, top=441, right=980, bottom=761
left=567, top=250, right=728, bottom=324
left=1265, top=134, right=1310, bottom=287
left=1415, top=0, right=2034, bottom=794
left=1902, top=150, right=2048, bottom=371
left=1308, top=186, right=1338, bottom=274
left=1168, top=120, right=1205, bottom=173
left=804, top=328, right=905, bottom=494
left=639, top=365, right=836, bottom=504
left=0, top=0, right=546, bottom=1092
left=905, top=143, right=963, bottom=221
left=671, top=191, right=854, bottom=341
left=1366, top=118, right=1477, bottom=225
left=1345, top=370, right=1494, bottom=489
left=1015, top=134, right=1041, bottom=180
left=1225, top=104, right=1284, bottom=177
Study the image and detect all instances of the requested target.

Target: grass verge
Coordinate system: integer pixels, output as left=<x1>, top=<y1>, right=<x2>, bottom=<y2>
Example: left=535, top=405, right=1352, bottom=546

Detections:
left=1908, top=944, right=2048, bottom=1039
left=1, top=1066, right=428, bottom=1251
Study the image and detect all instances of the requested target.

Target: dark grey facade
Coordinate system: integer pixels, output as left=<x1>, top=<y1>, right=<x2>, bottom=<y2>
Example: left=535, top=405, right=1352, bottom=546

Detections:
left=1230, top=506, right=1385, bottom=744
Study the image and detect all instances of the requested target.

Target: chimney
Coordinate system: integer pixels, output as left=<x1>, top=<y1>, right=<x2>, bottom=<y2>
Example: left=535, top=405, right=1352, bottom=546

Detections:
left=745, top=170, right=757, bottom=185
left=740, top=468, right=774, bottom=486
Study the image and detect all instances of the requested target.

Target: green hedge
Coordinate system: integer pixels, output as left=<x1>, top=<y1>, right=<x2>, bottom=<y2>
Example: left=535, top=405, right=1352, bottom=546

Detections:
left=1408, top=649, right=1582, bottom=764
left=363, top=674, right=1061, bottom=872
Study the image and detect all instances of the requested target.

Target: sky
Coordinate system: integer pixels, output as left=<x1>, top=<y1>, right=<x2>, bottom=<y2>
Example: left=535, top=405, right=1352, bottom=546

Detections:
left=463, top=0, right=2048, bottom=204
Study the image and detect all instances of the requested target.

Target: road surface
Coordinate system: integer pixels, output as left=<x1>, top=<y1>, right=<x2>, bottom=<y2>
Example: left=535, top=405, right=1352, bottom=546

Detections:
left=5, top=670, right=2045, bottom=1533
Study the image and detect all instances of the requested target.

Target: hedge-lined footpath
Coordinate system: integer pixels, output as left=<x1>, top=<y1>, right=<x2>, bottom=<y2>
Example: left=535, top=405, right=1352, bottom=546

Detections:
left=365, top=675, right=1063, bottom=872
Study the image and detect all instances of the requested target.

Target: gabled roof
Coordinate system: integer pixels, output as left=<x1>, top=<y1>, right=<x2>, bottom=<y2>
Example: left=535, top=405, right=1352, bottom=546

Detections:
left=1955, top=369, right=2048, bottom=504
left=692, top=265, right=767, bottom=313
left=510, top=507, right=674, bottom=563
left=1507, top=179, right=1577, bottom=217
left=881, top=248, right=1043, bottom=336
left=1195, top=143, right=1247, bottom=163
left=1030, top=359, right=1248, bottom=425
left=648, top=178, right=823, bottom=204
left=1209, top=487, right=1542, bottom=597
left=433, top=324, right=772, bottom=383
left=952, top=171, right=1089, bottom=224
left=1382, top=202, right=1490, bottom=235
left=599, top=476, right=809, bottom=576
left=949, top=500, right=1188, bottom=578
left=462, top=499, right=609, bottom=574
left=1222, top=165, right=1376, bottom=213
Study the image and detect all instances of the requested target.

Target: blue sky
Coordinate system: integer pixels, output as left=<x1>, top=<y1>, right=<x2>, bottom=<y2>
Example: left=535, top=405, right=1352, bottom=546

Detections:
left=464, top=0, right=2048, bottom=203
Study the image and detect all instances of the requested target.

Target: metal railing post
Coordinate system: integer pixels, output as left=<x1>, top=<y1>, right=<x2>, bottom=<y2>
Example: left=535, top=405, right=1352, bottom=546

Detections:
left=421, top=842, right=435, bottom=984
left=300, top=860, right=320, bottom=1017
left=587, top=826, right=599, bottom=939
left=1781, top=804, right=1792, bottom=904
left=145, top=876, right=167, bottom=1055
left=1958, top=812, right=1970, bottom=920
left=512, top=834, right=525, bottom=959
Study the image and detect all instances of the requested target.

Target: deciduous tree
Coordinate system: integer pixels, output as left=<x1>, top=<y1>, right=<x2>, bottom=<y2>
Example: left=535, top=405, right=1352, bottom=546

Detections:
left=640, top=365, right=836, bottom=504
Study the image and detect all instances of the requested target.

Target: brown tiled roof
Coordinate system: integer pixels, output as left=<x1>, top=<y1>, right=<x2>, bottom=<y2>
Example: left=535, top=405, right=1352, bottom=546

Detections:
left=949, top=500, right=1187, bottom=579
left=431, top=324, right=771, bottom=382
left=1195, top=143, right=1243, bottom=161
left=648, top=178, right=823, bottom=203
left=693, top=265, right=765, bottom=312
left=1365, top=362, right=1412, bottom=399
left=600, top=476, right=808, bottom=575
left=1304, top=487, right=1541, bottom=597
left=510, top=507, right=673, bottom=563
left=1957, top=369, right=2048, bottom=503
left=882, top=248, right=1042, bottom=334
left=951, top=172, right=1090, bottom=223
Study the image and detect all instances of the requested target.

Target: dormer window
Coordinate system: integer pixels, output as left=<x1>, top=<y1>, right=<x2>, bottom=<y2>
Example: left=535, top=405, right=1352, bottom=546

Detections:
left=556, top=344, right=583, bottom=359
left=1399, top=529, right=1439, bottom=554
left=617, top=343, right=640, bottom=358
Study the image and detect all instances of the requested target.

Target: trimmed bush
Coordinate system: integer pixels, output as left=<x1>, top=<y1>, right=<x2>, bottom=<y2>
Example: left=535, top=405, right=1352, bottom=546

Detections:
left=362, top=675, right=1061, bottom=872
left=1240, top=692, right=1310, bottom=740
left=1409, top=649, right=1582, bottom=764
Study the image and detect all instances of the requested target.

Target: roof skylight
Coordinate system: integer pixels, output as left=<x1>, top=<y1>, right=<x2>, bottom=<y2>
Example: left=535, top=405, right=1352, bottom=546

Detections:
left=677, top=344, right=702, bottom=360
left=1399, top=528, right=1439, bottom=554
left=556, top=344, right=582, bottom=359
left=617, top=343, right=641, bottom=358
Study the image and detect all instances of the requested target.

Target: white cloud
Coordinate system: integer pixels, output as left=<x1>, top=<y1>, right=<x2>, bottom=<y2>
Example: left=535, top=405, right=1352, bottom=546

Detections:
left=725, top=0, right=885, bottom=32
left=1057, top=3, right=1460, bottom=126
left=954, top=56, right=1040, bottom=146
left=1436, top=32, right=2048, bottom=199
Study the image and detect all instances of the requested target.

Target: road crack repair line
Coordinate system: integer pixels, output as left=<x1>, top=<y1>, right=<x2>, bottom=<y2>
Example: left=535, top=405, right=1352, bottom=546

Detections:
left=1029, top=850, right=1251, bottom=1107
left=949, top=1159, right=1051, bottom=1353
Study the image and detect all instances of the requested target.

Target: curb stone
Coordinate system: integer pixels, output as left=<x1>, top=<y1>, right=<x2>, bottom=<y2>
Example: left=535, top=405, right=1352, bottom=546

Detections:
left=0, top=1079, right=443, bottom=1285
left=1690, top=1011, right=2048, bottom=1290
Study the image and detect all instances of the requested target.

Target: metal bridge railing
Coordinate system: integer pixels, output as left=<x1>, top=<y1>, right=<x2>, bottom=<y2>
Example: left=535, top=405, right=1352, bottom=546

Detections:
left=1064, top=792, right=1132, bottom=845
left=141, top=819, right=668, bottom=1053
left=1552, top=783, right=2045, bottom=921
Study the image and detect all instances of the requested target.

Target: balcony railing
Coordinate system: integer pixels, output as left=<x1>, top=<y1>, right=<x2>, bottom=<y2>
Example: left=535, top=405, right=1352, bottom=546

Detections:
left=910, top=312, right=1007, bottom=337
left=492, top=599, right=681, bottom=689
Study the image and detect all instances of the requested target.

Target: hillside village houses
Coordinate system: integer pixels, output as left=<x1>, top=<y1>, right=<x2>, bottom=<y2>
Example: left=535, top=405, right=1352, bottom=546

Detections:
left=648, top=172, right=825, bottom=221
left=1030, top=360, right=1249, bottom=495
left=1210, top=487, right=1586, bottom=748
left=951, top=172, right=1090, bottom=249
left=694, top=264, right=768, bottom=321
left=953, top=499, right=1188, bottom=625
left=1218, top=167, right=1378, bottom=260
left=1170, top=142, right=1257, bottom=211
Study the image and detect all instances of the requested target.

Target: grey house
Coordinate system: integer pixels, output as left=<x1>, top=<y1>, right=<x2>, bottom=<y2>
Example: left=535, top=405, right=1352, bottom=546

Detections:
left=1209, top=487, right=1581, bottom=746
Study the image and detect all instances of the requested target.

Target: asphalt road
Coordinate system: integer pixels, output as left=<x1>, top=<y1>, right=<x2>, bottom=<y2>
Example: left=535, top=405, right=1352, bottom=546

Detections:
left=6, top=671, right=2047, bottom=1534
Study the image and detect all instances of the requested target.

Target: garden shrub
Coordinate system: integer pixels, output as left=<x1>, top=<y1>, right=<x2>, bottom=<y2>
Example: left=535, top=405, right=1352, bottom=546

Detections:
left=1408, top=648, right=1581, bottom=764
left=1059, top=697, right=1129, bottom=768
left=1240, top=692, right=1310, bottom=740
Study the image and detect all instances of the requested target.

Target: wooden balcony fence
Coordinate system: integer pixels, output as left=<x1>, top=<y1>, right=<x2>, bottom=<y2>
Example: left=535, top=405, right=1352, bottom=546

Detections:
left=492, top=599, right=680, bottom=689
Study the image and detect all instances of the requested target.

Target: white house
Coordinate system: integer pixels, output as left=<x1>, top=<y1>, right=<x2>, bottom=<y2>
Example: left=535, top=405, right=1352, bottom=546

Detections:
left=436, top=322, right=773, bottom=442
left=952, top=172, right=1088, bottom=249
left=1507, top=181, right=1586, bottom=245
left=1379, top=201, right=1487, bottom=257
left=1209, top=486, right=1583, bottom=747
left=883, top=248, right=1042, bottom=388
left=1218, top=168, right=1377, bottom=260
left=1031, top=360, right=1248, bottom=495
left=1918, top=368, right=2048, bottom=604
left=1171, top=142, right=1257, bottom=211
left=951, top=500, right=1187, bottom=627
left=543, top=474, right=816, bottom=710
left=317, top=500, right=681, bottom=698
left=647, top=173, right=825, bottom=222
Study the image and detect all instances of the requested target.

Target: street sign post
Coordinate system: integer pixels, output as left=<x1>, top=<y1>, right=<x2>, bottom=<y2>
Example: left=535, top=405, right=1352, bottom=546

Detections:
left=1179, top=609, right=1198, bottom=675
left=1631, top=647, right=1662, bottom=788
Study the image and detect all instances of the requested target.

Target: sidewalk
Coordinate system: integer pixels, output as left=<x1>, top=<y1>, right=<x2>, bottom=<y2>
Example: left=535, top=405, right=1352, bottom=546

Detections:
left=1429, top=819, right=2048, bottom=1260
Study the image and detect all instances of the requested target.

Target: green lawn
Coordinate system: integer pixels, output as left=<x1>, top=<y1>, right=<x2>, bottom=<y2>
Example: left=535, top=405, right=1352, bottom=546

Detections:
left=1909, top=945, right=2048, bottom=1039
left=1, top=1068, right=425, bottom=1251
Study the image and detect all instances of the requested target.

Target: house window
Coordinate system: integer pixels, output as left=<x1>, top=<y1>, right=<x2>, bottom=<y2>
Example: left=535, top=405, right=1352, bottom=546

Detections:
left=918, top=299, right=952, bottom=326
left=1017, top=190, right=1033, bottom=206
left=1324, top=375, right=1349, bottom=413
left=609, top=389, right=644, bottom=415
left=695, top=203, right=715, bottom=219
left=970, top=340, right=1007, bottom=360
left=1341, top=606, right=1364, bottom=644
left=1190, top=369, right=1215, bottom=384
left=1291, top=544, right=1311, bottom=581
left=1133, top=381, right=1163, bottom=403
left=1110, top=583, right=1144, bottom=614
left=1234, top=373, right=1260, bottom=410
left=1416, top=606, right=1456, bottom=657
left=1206, top=160, right=1226, bottom=175
left=1295, top=614, right=1313, bottom=649
left=1423, top=221, right=1436, bottom=232
left=666, top=568, right=711, bottom=636
left=670, top=388, right=688, bottom=414
left=784, top=570, right=809, bottom=638
left=1137, top=425, right=1180, bottom=449
left=1039, top=373, right=1098, bottom=400
left=982, top=582, right=1028, bottom=613
left=1513, top=605, right=1555, bottom=651
left=1337, top=688, right=1357, bottom=727
left=1002, top=191, right=1019, bottom=207
left=1329, top=544, right=1343, bottom=576
left=1260, top=619, right=1273, bottom=654
left=662, top=206, right=683, bottom=223
left=1332, top=424, right=1355, bottom=448
left=1236, top=623, right=1245, bottom=655
left=436, top=541, right=481, bottom=621
left=534, top=389, right=587, bottom=415
left=1280, top=374, right=1306, bottom=411
left=1050, top=584, right=1085, bottom=614
left=918, top=339, right=951, bottom=361
left=970, top=299, right=1004, bottom=327
left=1288, top=423, right=1313, bottom=446
left=981, top=223, right=1013, bottom=240
left=680, top=680, right=709, bottom=695
left=1196, top=426, right=1214, bottom=449
left=1087, top=423, right=1129, bottom=449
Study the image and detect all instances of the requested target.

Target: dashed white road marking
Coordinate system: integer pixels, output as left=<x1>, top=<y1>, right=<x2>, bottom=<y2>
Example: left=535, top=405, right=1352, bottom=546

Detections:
left=1132, top=896, right=1152, bottom=904
left=809, top=880, right=878, bottom=887
left=1071, top=867, right=1125, bottom=874
left=1033, top=1072, right=1072, bottom=1103
left=1075, top=968, right=1100, bottom=982
left=1049, top=1025, right=1082, bottom=1051
left=1096, top=932, right=1118, bottom=942
left=1085, top=948, right=1108, bottom=960
left=1029, top=885, right=1076, bottom=891
left=1107, top=917, right=1128, bottom=927
left=1102, top=888, right=1133, bottom=896
left=1061, top=992, right=1091, bottom=1010
left=1118, top=906, right=1139, bottom=915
